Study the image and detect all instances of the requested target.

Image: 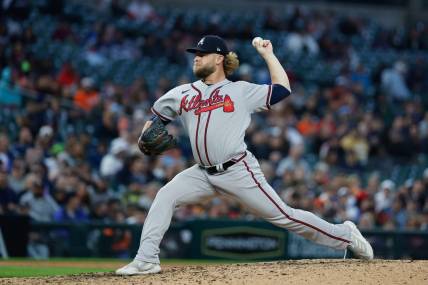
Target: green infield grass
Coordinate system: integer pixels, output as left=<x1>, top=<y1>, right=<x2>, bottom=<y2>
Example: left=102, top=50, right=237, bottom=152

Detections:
left=0, top=266, right=112, bottom=277
left=0, top=258, right=241, bottom=277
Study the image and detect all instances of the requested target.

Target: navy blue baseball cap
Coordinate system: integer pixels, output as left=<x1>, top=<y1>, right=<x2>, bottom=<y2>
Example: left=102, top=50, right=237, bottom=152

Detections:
left=186, top=35, right=229, bottom=55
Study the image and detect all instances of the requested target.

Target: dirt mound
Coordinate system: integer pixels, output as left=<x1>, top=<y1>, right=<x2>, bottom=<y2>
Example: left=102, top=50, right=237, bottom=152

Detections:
left=1, top=259, right=426, bottom=285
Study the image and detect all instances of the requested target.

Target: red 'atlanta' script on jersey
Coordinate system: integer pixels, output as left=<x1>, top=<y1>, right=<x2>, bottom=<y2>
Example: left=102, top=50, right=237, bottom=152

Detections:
left=179, top=89, right=234, bottom=115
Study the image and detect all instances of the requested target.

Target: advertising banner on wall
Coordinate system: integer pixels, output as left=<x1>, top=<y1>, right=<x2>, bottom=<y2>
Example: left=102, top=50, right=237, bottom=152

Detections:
left=186, top=219, right=288, bottom=260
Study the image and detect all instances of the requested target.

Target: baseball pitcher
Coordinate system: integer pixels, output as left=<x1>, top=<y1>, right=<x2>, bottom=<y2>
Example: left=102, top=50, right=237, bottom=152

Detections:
left=116, top=35, right=373, bottom=275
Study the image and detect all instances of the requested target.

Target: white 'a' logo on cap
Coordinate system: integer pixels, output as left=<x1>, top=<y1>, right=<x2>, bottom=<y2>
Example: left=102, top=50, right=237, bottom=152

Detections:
left=217, top=47, right=221, bottom=51
left=198, top=38, right=205, bottom=46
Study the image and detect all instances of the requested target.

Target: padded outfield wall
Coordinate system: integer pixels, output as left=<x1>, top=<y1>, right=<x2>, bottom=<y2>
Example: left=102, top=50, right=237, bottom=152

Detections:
left=2, top=216, right=427, bottom=260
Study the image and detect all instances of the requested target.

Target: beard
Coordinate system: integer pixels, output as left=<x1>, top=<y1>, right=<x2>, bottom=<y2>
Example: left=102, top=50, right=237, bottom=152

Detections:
left=193, top=64, right=215, bottom=79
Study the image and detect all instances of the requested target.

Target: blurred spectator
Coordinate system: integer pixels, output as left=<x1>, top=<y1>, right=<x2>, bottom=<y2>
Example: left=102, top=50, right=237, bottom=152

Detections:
left=419, top=112, right=428, bottom=153
left=340, top=126, right=369, bottom=165
left=52, top=20, right=75, bottom=42
left=137, top=181, right=161, bottom=210
left=54, top=193, right=89, bottom=222
left=127, top=0, right=156, bottom=22
left=276, top=144, right=310, bottom=178
left=8, top=159, right=26, bottom=194
left=0, top=133, right=12, bottom=171
left=0, top=66, right=22, bottom=106
left=88, top=179, right=114, bottom=207
left=392, top=197, right=407, bottom=229
left=19, top=175, right=59, bottom=222
left=125, top=204, right=147, bottom=224
left=100, top=138, right=129, bottom=178
left=381, top=61, right=411, bottom=102
left=358, top=212, right=375, bottom=229
left=0, top=168, right=19, bottom=215
left=319, top=137, right=345, bottom=166
left=74, top=77, right=100, bottom=112
left=11, top=126, right=33, bottom=158
left=57, top=63, right=79, bottom=88
left=297, top=113, right=318, bottom=138
left=387, top=116, right=414, bottom=159
left=36, top=125, right=54, bottom=155
left=375, top=180, right=395, bottom=214
left=285, top=30, right=319, bottom=55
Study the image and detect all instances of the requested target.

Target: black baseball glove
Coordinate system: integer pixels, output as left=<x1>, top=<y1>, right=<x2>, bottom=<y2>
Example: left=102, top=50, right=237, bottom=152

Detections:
left=138, top=118, right=177, bottom=155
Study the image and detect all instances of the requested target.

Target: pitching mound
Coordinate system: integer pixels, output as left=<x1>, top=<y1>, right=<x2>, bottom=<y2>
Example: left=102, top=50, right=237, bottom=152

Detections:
left=1, top=259, right=427, bottom=285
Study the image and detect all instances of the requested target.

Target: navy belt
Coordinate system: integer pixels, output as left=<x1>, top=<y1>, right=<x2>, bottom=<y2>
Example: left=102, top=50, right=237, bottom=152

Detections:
left=200, top=153, right=247, bottom=175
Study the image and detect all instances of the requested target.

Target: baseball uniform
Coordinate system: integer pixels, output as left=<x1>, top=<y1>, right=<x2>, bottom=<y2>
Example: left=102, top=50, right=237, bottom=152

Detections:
left=135, top=79, right=352, bottom=264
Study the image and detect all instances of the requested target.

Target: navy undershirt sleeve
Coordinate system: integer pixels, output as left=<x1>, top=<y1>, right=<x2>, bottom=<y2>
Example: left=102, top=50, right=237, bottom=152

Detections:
left=150, top=115, right=171, bottom=125
left=270, top=84, right=291, bottom=105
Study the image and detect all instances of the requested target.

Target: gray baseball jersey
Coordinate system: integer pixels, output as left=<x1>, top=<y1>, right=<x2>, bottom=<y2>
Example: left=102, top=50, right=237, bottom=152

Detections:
left=135, top=79, right=352, bottom=264
left=151, top=79, right=271, bottom=165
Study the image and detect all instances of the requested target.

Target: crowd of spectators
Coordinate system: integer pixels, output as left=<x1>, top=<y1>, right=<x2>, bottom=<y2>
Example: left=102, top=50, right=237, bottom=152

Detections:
left=1, top=0, right=428, bottom=256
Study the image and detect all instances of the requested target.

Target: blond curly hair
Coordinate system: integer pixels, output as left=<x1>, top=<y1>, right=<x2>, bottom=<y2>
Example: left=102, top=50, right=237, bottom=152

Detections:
left=223, top=52, right=239, bottom=77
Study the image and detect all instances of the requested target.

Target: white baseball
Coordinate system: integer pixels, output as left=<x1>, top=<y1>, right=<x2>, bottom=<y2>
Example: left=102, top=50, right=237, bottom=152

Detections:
left=252, top=37, right=263, bottom=47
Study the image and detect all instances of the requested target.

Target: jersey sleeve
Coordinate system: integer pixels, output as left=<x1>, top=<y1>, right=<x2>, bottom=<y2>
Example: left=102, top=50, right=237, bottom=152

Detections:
left=243, top=81, right=273, bottom=113
left=151, top=88, right=179, bottom=121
